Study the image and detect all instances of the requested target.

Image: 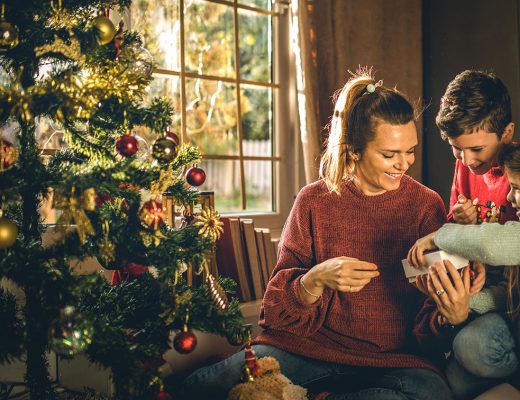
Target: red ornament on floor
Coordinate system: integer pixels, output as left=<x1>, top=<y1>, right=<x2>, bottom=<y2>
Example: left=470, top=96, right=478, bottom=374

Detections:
left=157, top=388, right=173, bottom=400
left=185, top=166, right=206, bottom=186
left=173, top=327, right=197, bottom=354
left=115, top=133, right=139, bottom=157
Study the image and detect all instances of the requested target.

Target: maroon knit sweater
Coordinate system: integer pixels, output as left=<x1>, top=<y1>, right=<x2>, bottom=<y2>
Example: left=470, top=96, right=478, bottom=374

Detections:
left=255, top=176, right=448, bottom=374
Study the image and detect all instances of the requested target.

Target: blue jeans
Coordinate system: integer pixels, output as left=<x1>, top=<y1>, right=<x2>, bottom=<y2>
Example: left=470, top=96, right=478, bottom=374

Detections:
left=446, top=312, right=518, bottom=399
left=178, top=344, right=452, bottom=400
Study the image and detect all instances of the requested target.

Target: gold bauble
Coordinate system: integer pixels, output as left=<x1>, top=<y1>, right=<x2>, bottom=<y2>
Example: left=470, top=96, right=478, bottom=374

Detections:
left=94, top=15, right=116, bottom=45
left=0, top=217, right=17, bottom=249
left=0, top=20, right=19, bottom=53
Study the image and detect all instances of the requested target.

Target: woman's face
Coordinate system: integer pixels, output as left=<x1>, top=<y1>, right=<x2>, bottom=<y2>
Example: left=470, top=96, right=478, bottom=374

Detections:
left=506, top=168, right=520, bottom=220
left=352, top=121, right=417, bottom=196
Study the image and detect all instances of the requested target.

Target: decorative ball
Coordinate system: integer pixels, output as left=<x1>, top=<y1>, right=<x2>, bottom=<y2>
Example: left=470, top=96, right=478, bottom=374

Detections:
left=119, top=41, right=154, bottom=77
left=152, top=137, right=178, bottom=163
left=173, top=329, right=197, bottom=354
left=49, top=306, right=93, bottom=357
left=0, top=138, right=18, bottom=171
left=139, top=199, right=166, bottom=230
left=94, top=15, right=116, bottom=45
left=115, top=133, right=139, bottom=157
left=0, top=216, right=17, bottom=249
left=185, top=166, right=206, bottom=186
left=157, top=389, right=173, bottom=400
left=165, top=129, right=179, bottom=145
left=0, top=20, right=19, bottom=53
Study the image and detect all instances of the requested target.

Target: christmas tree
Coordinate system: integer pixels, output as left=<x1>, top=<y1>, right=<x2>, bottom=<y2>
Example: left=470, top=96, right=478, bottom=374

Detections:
left=0, top=1, right=245, bottom=398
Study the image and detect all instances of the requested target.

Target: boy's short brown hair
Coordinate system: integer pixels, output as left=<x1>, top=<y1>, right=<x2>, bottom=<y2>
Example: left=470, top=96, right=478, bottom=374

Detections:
left=436, top=70, right=512, bottom=140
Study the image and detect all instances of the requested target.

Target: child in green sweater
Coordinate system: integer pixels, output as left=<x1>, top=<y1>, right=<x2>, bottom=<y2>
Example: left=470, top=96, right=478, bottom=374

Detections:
left=408, top=142, right=520, bottom=398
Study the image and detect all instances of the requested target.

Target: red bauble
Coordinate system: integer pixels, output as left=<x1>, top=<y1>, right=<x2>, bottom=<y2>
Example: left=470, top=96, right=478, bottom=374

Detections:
left=165, top=129, right=180, bottom=145
left=139, top=199, right=166, bottom=230
left=173, top=329, right=197, bottom=354
left=157, top=389, right=173, bottom=400
left=115, top=133, right=139, bottom=157
left=185, top=166, right=206, bottom=187
left=1, top=138, right=17, bottom=171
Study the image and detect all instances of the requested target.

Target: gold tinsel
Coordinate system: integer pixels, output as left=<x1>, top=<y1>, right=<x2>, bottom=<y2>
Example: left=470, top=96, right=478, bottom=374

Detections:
left=194, top=207, right=224, bottom=242
left=34, top=35, right=86, bottom=65
left=150, top=169, right=176, bottom=196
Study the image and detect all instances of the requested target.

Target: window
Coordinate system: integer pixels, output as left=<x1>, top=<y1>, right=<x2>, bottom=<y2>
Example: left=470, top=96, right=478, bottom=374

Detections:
left=129, top=0, right=297, bottom=225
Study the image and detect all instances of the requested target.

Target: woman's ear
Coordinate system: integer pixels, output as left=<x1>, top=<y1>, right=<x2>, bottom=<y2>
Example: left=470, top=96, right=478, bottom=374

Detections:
left=501, top=122, right=515, bottom=144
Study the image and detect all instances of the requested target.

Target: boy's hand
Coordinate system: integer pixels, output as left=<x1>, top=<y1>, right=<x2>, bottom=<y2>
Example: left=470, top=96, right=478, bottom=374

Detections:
left=407, top=230, right=438, bottom=268
left=470, top=261, right=486, bottom=294
left=452, top=194, right=478, bottom=224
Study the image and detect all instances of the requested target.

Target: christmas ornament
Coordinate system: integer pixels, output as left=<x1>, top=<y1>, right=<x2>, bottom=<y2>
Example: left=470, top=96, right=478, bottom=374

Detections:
left=115, top=132, right=139, bottom=157
left=94, top=15, right=116, bottom=45
left=0, top=138, right=17, bottom=171
left=119, top=41, right=154, bottom=77
left=157, top=387, right=172, bottom=400
left=0, top=210, right=17, bottom=249
left=173, top=326, right=197, bottom=354
left=0, top=4, right=19, bottom=53
left=97, top=221, right=115, bottom=267
left=152, top=136, right=178, bottom=163
left=80, top=188, right=97, bottom=211
left=140, top=229, right=166, bottom=248
left=207, top=273, right=228, bottom=311
left=227, top=331, right=245, bottom=346
left=194, top=207, right=224, bottom=242
left=49, top=306, right=93, bottom=357
left=185, top=166, right=206, bottom=187
left=53, top=188, right=95, bottom=243
left=165, top=129, right=180, bottom=145
left=114, top=20, right=124, bottom=59
left=243, top=342, right=262, bottom=381
left=139, top=199, right=166, bottom=230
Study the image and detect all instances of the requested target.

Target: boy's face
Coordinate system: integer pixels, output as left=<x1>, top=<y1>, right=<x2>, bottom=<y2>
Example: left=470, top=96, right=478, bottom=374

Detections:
left=447, top=128, right=511, bottom=175
left=506, top=168, right=520, bottom=220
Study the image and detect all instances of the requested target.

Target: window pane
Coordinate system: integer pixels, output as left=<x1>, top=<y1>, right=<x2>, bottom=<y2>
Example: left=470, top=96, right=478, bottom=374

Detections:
left=238, top=9, right=271, bottom=82
left=242, top=85, right=272, bottom=156
left=184, top=0, right=235, bottom=78
left=130, top=0, right=180, bottom=70
left=239, top=0, right=272, bottom=10
left=244, top=160, right=273, bottom=212
left=185, top=78, right=239, bottom=155
left=199, top=159, right=241, bottom=212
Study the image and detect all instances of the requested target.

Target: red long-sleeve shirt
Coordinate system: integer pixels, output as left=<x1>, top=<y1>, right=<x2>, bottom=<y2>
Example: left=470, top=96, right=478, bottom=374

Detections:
left=255, top=176, right=448, bottom=374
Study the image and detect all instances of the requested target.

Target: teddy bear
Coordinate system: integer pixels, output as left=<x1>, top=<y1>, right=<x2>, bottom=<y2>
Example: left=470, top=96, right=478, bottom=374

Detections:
left=227, top=356, right=308, bottom=400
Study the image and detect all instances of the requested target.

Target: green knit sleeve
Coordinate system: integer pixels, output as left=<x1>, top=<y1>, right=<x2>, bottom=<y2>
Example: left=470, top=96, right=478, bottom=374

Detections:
left=434, top=221, right=520, bottom=266
left=469, top=283, right=508, bottom=314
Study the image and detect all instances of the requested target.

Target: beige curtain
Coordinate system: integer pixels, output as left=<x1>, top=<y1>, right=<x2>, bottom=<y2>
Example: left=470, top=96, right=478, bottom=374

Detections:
left=294, top=0, right=423, bottom=181
left=292, top=0, right=321, bottom=183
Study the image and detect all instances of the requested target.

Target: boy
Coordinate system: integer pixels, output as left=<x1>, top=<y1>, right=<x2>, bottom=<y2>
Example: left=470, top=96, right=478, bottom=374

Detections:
left=435, top=70, right=518, bottom=398
left=436, top=70, right=516, bottom=224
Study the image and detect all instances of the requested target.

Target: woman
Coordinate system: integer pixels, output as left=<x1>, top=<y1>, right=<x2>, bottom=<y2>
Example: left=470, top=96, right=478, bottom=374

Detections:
left=179, top=70, right=459, bottom=400
left=408, top=142, right=520, bottom=399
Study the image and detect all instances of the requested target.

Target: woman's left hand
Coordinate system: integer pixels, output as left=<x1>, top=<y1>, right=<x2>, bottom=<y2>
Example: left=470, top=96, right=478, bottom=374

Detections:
left=427, top=260, right=470, bottom=326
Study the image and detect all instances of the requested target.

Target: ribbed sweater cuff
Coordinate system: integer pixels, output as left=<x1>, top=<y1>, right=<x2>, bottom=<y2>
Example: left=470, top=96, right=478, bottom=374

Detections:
left=285, top=275, right=322, bottom=313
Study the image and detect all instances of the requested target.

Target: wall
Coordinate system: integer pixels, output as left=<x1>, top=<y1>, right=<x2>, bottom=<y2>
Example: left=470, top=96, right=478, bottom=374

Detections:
left=423, top=0, right=520, bottom=206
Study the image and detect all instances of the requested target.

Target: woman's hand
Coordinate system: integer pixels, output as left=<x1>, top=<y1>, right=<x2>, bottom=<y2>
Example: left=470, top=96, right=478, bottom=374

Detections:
left=407, top=230, right=438, bottom=268
left=427, top=260, right=470, bottom=326
left=300, top=256, right=379, bottom=303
